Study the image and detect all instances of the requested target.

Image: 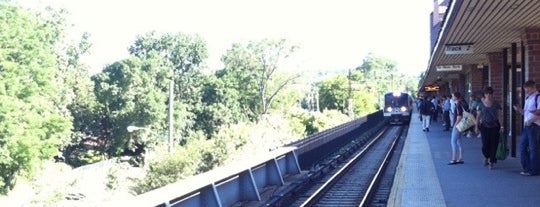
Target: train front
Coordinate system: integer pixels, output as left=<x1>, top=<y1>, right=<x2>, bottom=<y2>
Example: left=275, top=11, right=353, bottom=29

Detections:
left=383, top=92, right=412, bottom=124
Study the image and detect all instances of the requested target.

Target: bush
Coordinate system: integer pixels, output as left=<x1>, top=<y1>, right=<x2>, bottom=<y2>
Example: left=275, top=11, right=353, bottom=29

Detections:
left=132, top=111, right=349, bottom=195
left=132, top=138, right=216, bottom=195
left=67, top=149, right=107, bottom=167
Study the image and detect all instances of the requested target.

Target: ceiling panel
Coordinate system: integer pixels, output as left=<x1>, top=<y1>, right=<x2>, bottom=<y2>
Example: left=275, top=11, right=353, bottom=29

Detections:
left=424, top=0, right=540, bottom=87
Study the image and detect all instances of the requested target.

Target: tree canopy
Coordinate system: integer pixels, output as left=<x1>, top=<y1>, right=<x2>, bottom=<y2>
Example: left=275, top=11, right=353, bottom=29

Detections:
left=220, top=38, right=299, bottom=120
left=316, top=53, right=417, bottom=117
left=0, top=4, right=72, bottom=193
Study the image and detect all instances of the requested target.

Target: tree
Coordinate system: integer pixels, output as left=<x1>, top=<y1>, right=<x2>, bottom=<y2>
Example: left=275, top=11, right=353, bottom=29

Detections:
left=91, top=55, right=170, bottom=156
left=356, top=53, right=397, bottom=79
left=196, top=75, right=246, bottom=138
left=352, top=91, right=377, bottom=116
left=0, top=4, right=72, bottom=194
left=317, top=75, right=349, bottom=113
left=128, top=32, right=209, bottom=141
left=355, top=53, right=399, bottom=108
left=128, top=32, right=208, bottom=105
left=220, top=38, right=299, bottom=120
left=196, top=70, right=304, bottom=138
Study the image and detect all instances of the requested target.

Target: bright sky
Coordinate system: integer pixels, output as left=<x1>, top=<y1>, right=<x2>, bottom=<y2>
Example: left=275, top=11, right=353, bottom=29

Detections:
left=23, top=0, right=433, bottom=75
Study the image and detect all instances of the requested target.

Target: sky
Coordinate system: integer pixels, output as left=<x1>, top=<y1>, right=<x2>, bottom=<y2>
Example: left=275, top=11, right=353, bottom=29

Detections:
left=22, top=0, right=433, bottom=75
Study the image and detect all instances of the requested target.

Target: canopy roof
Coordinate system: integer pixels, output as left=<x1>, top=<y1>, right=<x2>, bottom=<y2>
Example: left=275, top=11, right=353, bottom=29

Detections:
left=424, top=0, right=540, bottom=87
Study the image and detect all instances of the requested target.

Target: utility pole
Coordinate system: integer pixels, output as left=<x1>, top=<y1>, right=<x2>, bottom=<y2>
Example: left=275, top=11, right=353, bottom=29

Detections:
left=315, top=88, right=320, bottom=112
left=168, top=78, right=174, bottom=152
left=347, top=68, right=353, bottom=119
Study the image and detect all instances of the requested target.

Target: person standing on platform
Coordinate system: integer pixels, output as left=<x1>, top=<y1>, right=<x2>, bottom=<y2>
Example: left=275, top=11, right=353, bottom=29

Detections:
left=468, top=95, right=481, bottom=138
left=450, top=96, right=457, bottom=128
left=416, top=97, right=424, bottom=121
left=449, top=92, right=466, bottom=165
left=513, top=80, right=540, bottom=176
left=420, top=96, right=435, bottom=132
left=431, top=96, right=439, bottom=122
left=475, top=87, right=501, bottom=169
left=442, top=95, right=451, bottom=131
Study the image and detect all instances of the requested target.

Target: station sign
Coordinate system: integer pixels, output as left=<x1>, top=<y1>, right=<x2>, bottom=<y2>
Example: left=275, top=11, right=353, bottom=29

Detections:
left=436, top=64, right=462, bottom=72
left=424, top=85, right=440, bottom=92
left=445, top=44, right=474, bottom=55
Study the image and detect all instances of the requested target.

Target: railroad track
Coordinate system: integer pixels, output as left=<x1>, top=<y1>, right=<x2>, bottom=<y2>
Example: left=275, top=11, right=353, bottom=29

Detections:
left=286, top=126, right=405, bottom=207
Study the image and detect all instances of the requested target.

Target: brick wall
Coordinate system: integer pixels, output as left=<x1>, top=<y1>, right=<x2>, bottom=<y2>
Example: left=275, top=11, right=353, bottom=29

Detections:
left=486, top=52, right=505, bottom=123
left=469, top=64, right=484, bottom=94
left=524, top=28, right=540, bottom=85
left=487, top=52, right=504, bottom=101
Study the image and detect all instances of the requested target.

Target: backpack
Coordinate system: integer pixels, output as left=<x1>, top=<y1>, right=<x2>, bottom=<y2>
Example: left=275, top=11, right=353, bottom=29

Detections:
left=420, top=100, right=434, bottom=115
left=535, top=92, right=540, bottom=109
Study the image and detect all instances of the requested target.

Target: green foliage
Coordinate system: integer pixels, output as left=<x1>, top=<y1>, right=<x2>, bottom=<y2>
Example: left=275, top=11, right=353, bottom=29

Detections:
left=0, top=2, right=424, bottom=200
left=194, top=75, right=246, bottom=138
left=0, top=4, right=72, bottom=194
left=352, top=91, right=377, bottom=116
left=317, top=75, right=349, bottom=113
left=283, top=108, right=312, bottom=137
left=57, top=32, right=99, bottom=138
left=91, top=56, right=169, bottom=155
left=316, top=53, right=418, bottom=118
left=133, top=112, right=326, bottom=195
left=269, top=77, right=305, bottom=113
left=128, top=31, right=208, bottom=106
left=68, top=149, right=106, bottom=167
left=355, top=53, right=404, bottom=107
left=127, top=32, right=209, bottom=142
left=220, top=38, right=300, bottom=120
left=300, top=110, right=349, bottom=135
left=356, top=53, right=397, bottom=76
left=133, top=138, right=215, bottom=194
left=212, top=123, right=250, bottom=161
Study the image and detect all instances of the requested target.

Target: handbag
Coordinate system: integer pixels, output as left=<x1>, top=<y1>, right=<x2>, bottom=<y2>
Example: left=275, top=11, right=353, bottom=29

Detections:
left=496, top=132, right=508, bottom=160
left=456, top=106, right=476, bottom=132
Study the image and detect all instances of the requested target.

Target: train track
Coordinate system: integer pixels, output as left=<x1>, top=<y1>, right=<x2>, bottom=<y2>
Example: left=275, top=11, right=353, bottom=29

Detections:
left=286, top=125, right=405, bottom=207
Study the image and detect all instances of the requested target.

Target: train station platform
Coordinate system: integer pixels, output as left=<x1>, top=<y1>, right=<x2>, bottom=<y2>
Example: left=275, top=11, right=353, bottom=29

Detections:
left=388, top=111, right=540, bottom=207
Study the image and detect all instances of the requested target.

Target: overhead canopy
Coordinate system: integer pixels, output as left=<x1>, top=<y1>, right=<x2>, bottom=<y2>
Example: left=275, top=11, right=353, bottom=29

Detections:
left=423, top=0, right=540, bottom=87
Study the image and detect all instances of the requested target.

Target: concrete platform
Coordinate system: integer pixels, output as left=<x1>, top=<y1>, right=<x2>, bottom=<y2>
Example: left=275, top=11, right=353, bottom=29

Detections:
left=388, top=111, right=540, bottom=207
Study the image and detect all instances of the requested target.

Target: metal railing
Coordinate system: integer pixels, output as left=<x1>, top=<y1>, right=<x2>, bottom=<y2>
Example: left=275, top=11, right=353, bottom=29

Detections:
left=107, top=147, right=301, bottom=207
left=106, top=111, right=383, bottom=207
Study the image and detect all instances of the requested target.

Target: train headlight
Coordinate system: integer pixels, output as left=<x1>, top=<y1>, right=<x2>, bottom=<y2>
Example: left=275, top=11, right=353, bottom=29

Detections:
left=386, top=107, right=393, bottom=112
left=400, top=106, right=407, bottom=112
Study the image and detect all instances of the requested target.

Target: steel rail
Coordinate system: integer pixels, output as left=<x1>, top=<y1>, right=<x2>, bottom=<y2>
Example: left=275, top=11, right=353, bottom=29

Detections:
left=358, top=127, right=403, bottom=206
left=299, top=126, right=396, bottom=207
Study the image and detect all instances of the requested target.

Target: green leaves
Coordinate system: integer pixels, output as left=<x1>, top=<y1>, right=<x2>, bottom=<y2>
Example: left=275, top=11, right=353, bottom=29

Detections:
left=0, top=4, right=72, bottom=194
left=92, top=57, right=170, bottom=155
left=318, top=75, right=349, bottom=112
left=316, top=53, right=418, bottom=117
left=220, top=38, right=299, bottom=120
left=0, top=2, right=421, bottom=198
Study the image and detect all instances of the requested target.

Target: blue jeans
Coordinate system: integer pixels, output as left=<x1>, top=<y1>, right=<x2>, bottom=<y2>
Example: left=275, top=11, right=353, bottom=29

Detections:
left=519, top=124, right=540, bottom=174
left=450, top=126, right=463, bottom=160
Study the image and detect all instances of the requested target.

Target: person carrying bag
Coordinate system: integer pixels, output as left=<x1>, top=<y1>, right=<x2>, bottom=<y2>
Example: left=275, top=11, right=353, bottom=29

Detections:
left=476, top=87, right=503, bottom=169
left=449, top=92, right=467, bottom=165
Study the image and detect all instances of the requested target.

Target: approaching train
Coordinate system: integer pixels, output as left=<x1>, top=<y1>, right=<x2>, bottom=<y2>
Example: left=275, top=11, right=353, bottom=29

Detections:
left=383, top=92, right=414, bottom=124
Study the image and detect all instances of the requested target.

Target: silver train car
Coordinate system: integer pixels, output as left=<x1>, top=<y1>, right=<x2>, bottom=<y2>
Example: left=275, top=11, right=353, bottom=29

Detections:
left=383, top=92, right=413, bottom=124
